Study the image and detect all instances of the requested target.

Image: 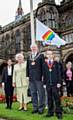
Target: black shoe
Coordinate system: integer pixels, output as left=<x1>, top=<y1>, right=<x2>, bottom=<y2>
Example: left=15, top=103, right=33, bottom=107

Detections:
left=32, top=110, right=38, bottom=114
left=57, top=114, right=62, bottom=120
left=38, top=111, right=44, bottom=114
left=6, top=106, right=9, bottom=109
left=9, top=106, right=12, bottom=110
left=45, top=114, right=54, bottom=117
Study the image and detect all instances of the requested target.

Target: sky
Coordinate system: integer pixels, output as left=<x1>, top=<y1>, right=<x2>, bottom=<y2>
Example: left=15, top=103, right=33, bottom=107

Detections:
left=0, top=0, right=62, bottom=26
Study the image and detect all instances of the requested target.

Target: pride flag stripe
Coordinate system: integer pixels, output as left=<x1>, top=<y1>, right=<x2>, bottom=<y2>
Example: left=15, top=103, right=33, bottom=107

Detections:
left=42, top=31, right=51, bottom=40
left=47, top=34, right=55, bottom=41
left=42, top=30, right=55, bottom=41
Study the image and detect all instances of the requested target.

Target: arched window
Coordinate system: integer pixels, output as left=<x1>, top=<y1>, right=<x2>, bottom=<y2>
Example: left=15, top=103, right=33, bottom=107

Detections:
left=5, top=34, right=10, bottom=46
left=1, top=36, right=5, bottom=49
left=62, top=33, right=73, bottom=43
left=15, top=29, right=21, bottom=53
left=65, top=13, right=73, bottom=27
left=23, top=24, right=31, bottom=51
left=37, top=6, right=59, bottom=29
left=48, top=7, right=57, bottom=28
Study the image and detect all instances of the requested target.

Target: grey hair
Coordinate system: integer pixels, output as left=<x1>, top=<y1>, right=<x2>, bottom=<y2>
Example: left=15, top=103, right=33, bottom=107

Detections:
left=15, top=53, right=24, bottom=61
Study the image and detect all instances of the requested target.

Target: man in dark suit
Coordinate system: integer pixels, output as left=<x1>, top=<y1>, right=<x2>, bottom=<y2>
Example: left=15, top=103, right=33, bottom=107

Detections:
left=43, top=50, right=62, bottom=120
left=26, top=44, right=45, bottom=114
left=2, top=59, right=14, bottom=109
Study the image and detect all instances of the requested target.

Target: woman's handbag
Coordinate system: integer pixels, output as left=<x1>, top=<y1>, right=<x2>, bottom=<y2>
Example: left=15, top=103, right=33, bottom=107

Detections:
left=27, top=87, right=31, bottom=97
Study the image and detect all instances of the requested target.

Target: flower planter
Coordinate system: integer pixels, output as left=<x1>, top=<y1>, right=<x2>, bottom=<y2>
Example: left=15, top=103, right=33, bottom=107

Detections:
left=61, top=96, right=73, bottom=114
left=0, top=94, right=17, bottom=103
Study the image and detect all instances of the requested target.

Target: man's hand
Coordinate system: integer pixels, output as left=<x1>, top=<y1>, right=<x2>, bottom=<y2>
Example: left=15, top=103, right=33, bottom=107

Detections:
left=2, top=82, right=4, bottom=87
left=57, top=83, right=61, bottom=88
left=63, top=82, right=66, bottom=86
left=43, top=85, right=46, bottom=89
left=26, top=77, right=29, bottom=80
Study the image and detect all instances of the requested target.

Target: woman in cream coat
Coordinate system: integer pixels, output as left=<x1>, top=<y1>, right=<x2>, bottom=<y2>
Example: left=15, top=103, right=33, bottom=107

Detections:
left=13, top=53, right=29, bottom=111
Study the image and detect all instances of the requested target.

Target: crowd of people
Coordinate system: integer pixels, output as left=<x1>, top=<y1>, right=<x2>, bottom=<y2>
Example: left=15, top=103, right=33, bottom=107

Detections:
left=1, top=44, right=73, bottom=120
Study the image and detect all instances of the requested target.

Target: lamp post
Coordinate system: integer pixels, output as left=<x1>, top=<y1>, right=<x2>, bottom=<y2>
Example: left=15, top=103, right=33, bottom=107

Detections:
left=30, top=0, right=36, bottom=46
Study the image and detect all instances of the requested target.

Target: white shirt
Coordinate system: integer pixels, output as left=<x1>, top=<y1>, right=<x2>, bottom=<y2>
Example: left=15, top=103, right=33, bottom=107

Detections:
left=8, top=66, right=12, bottom=76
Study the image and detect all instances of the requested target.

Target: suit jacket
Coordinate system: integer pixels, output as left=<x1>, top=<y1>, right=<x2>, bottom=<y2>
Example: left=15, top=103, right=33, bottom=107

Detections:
left=58, top=61, right=64, bottom=80
left=43, top=60, right=62, bottom=86
left=13, top=61, right=28, bottom=87
left=26, top=53, right=44, bottom=81
left=2, top=65, right=14, bottom=83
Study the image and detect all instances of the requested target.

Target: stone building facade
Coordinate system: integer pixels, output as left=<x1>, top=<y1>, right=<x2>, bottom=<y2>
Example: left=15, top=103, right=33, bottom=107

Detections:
left=0, top=0, right=73, bottom=64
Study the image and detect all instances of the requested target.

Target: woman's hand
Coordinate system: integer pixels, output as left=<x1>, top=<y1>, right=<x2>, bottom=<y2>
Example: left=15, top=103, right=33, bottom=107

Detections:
left=12, top=83, right=16, bottom=87
left=2, top=82, right=4, bottom=87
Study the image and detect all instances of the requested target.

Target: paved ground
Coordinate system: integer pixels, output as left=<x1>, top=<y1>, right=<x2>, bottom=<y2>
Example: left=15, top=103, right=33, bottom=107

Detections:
left=0, top=118, right=6, bottom=120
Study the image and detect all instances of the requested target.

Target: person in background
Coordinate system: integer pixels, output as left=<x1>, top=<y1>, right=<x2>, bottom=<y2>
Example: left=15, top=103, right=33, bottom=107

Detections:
left=13, top=53, right=29, bottom=111
left=43, top=50, right=62, bottom=120
left=2, top=59, right=14, bottom=109
left=64, top=62, right=73, bottom=97
left=26, top=44, right=45, bottom=114
left=55, top=56, right=64, bottom=97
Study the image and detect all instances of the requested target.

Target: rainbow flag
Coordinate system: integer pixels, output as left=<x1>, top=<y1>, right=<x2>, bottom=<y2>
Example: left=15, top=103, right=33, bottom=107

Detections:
left=42, top=30, right=55, bottom=41
left=36, top=19, right=66, bottom=47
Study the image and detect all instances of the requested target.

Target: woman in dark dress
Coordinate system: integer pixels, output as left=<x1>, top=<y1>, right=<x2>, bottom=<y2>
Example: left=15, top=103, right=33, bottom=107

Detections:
left=2, top=59, right=14, bottom=109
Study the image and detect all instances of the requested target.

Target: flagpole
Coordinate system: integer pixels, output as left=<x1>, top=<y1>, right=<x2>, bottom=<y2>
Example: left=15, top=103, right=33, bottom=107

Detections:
left=30, top=0, right=35, bottom=45
left=58, top=0, right=60, bottom=5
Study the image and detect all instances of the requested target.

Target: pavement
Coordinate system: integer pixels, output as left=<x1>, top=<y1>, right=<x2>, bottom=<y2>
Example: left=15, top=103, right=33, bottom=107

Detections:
left=0, top=119, right=6, bottom=120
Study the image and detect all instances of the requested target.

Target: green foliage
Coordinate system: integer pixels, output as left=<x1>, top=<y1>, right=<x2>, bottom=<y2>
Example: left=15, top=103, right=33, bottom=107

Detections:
left=0, top=102, right=73, bottom=120
left=61, top=97, right=73, bottom=114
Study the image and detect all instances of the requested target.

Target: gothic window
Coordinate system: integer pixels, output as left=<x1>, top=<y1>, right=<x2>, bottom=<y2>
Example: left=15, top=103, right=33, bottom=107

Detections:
left=41, top=10, right=45, bottom=20
left=23, top=24, right=31, bottom=51
left=5, top=34, right=10, bottom=46
left=15, top=29, right=21, bottom=53
left=65, top=35, right=69, bottom=43
left=41, top=19, right=47, bottom=25
left=72, top=33, right=73, bottom=41
left=65, top=14, right=73, bottom=27
left=69, top=34, right=73, bottom=42
left=48, top=8, right=58, bottom=28
left=62, top=36, right=65, bottom=41
left=11, top=32, right=15, bottom=40
left=63, top=33, right=73, bottom=43
left=1, top=36, right=5, bottom=49
left=37, top=9, right=46, bottom=21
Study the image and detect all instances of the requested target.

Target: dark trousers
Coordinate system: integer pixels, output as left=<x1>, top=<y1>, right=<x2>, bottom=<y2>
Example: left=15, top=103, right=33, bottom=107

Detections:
left=5, top=76, right=14, bottom=109
left=46, top=86, right=62, bottom=116
left=29, top=80, right=45, bottom=112
left=66, top=81, right=73, bottom=96
left=5, top=95, right=13, bottom=108
left=59, top=82, right=63, bottom=97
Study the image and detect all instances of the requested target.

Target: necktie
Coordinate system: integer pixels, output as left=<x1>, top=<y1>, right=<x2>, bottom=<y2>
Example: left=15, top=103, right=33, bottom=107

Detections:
left=48, top=60, right=53, bottom=69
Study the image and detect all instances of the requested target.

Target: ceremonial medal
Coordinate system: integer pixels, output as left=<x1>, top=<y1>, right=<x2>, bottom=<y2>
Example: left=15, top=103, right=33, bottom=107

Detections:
left=49, top=68, right=52, bottom=72
left=31, top=61, right=35, bottom=65
left=30, top=53, right=40, bottom=66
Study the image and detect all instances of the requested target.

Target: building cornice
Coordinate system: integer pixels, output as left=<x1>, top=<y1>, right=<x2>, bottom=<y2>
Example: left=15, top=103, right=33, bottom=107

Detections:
left=58, top=1, right=73, bottom=13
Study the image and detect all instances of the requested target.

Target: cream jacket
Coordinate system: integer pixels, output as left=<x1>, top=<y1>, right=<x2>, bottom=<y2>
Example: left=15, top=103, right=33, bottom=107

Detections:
left=13, top=61, right=28, bottom=87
